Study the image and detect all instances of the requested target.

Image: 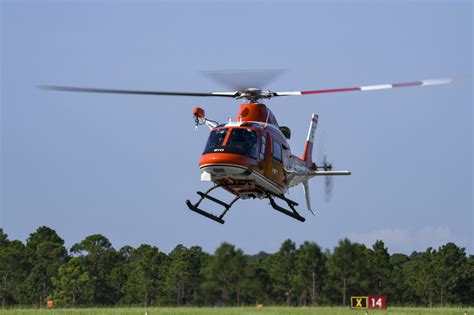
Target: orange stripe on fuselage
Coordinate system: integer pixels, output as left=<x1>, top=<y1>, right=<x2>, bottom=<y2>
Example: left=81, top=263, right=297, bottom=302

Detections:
left=199, top=153, right=255, bottom=169
left=302, top=141, right=313, bottom=167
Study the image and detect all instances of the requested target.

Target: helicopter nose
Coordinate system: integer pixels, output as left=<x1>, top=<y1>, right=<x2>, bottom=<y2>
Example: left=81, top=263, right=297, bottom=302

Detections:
left=199, top=152, right=253, bottom=169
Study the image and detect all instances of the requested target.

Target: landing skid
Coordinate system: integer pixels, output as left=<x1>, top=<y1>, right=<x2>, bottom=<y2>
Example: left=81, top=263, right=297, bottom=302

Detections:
left=266, top=192, right=306, bottom=222
left=186, top=185, right=306, bottom=224
left=185, top=185, right=240, bottom=224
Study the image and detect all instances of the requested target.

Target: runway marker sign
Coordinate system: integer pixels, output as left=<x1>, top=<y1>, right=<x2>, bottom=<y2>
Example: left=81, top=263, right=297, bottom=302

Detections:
left=368, top=296, right=387, bottom=309
left=351, top=296, right=368, bottom=309
left=351, top=296, right=387, bottom=309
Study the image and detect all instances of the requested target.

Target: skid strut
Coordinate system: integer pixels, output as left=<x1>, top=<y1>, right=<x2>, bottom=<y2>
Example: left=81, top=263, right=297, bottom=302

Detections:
left=266, top=192, right=306, bottom=222
left=186, top=185, right=240, bottom=224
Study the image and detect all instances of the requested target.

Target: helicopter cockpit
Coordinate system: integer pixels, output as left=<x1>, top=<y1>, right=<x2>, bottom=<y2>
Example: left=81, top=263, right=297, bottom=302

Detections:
left=203, top=127, right=259, bottom=159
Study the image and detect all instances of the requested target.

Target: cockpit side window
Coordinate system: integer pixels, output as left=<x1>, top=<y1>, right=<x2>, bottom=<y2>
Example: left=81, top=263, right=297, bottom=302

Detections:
left=272, top=140, right=282, bottom=163
left=260, top=136, right=266, bottom=160
left=227, top=128, right=258, bottom=159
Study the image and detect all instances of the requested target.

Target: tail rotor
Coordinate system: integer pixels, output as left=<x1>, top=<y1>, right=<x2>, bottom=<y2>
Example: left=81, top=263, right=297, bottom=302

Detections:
left=316, top=132, right=334, bottom=203
left=322, top=154, right=334, bottom=203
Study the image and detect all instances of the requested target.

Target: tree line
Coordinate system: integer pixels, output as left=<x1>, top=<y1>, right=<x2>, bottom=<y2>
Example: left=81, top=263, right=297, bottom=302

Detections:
left=0, top=226, right=472, bottom=308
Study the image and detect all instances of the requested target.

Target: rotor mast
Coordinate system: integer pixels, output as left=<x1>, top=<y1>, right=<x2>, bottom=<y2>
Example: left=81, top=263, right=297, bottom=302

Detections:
left=234, top=88, right=276, bottom=103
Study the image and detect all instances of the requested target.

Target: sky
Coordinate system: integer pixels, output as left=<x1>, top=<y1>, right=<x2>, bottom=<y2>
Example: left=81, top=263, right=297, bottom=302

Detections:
left=1, top=0, right=472, bottom=255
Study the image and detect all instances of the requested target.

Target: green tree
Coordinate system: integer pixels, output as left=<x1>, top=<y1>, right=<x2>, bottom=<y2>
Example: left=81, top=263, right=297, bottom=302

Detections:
left=186, top=246, right=208, bottom=305
left=71, top=234, right=118, bottom=305
left=107, top=246, right=135, bottom=304
left=201, top=242, right=246, bottom=306
left=0, top=229, right=8, bottom=248
left=164, top=245, right=207, bottom=306
left=459, top=255, right=474, bottom=305
left=51, top=257, right=95, bottom=306
left=0, top=230, right=10, bottom=308
left=2, top=226, right=474, bottom=307
left=25, top=226, right=68, bottom=306
left=0, top=240, right=30, bottom=307
left=433, top=243, right=469, bottom=305
left=240, top=256, right=272, bottom=305
left=367, top=240, right=392, bottom=295
left=230, top=248, right=246, bottom=305
left=165, top=244, right=191, bottom=306
left=326, top=239, right=369, bottom=306
left=121, top=244, right=166, bottom=307
left=267, top=239, right=296, bottom=305
left=403, top=248, right=436, bottom=306
left=293, top=241, right=327, bottom=306
left=26, top=226, right=64, bottom=252
left=108, top=245, right=134, bottom=304
left=388, top=253, right=410, bottom=305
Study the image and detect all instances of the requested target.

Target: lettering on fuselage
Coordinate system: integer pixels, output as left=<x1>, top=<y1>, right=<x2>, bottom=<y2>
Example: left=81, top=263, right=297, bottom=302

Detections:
left=213, top=148, right=224, bottom=152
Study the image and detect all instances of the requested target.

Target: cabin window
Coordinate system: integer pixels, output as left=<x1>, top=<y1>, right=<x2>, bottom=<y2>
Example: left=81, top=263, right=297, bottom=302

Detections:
left=226, top=128, right=258, bottom=159
left=260, top=136, right=266, bottom=160
left=272, top=140, right=282, bottom=163
left=204, top=129, right=228, bottom=152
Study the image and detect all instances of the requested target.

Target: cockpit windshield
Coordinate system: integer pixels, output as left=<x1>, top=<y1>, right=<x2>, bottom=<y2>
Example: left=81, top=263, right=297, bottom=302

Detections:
left=203, top=128, right=258, bottom=159
left=204, top=129, right=227, bottom=151
left=226, top=128, right=258, bottom=159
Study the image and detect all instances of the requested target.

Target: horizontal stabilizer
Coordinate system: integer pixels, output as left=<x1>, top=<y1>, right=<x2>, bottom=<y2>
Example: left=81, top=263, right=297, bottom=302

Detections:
left=312, top=171, right=351, bottom=176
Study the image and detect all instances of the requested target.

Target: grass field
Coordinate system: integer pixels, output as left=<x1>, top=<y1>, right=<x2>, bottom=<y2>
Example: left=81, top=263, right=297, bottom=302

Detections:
left=0, top=307, right=471, bottom=315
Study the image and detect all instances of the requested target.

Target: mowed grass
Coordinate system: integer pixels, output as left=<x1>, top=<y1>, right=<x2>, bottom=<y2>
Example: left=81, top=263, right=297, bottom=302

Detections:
left=0, top=307, right=471, bottom=315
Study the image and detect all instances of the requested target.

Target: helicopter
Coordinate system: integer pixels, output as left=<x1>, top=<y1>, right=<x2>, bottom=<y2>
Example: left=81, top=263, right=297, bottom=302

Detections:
left=41, top=73, right=452, bottom=224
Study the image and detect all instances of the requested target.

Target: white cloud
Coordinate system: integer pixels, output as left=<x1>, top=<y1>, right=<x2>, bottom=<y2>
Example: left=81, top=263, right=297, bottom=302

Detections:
left=417, top=227, right=457, bottom=247
left=347, top=226, right=464, bottom=253
left=348, top=228, right=410, bottom=248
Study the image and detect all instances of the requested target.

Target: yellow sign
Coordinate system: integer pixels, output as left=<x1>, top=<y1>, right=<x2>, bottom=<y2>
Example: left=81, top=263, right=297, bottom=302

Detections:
left=350, top=296, right=368, bottom=309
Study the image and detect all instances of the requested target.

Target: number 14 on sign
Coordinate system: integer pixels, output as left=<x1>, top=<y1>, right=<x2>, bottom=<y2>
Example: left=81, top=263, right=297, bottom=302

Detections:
left=369, top=296, right=386, bottom=309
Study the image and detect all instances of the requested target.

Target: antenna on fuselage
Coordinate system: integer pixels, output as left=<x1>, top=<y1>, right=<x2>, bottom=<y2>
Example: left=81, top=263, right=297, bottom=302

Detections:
left=264, top=110, right=270, bottom=127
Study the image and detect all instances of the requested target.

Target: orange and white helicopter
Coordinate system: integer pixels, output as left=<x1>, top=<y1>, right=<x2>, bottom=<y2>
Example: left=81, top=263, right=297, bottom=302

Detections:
left=42, top=73, right=452, bottom=224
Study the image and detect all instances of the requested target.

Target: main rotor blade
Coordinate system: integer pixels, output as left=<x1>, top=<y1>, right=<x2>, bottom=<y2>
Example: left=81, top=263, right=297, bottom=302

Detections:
left=274, top=78, right=453, bottom=97
left=39, top=86, right=237, bottom=98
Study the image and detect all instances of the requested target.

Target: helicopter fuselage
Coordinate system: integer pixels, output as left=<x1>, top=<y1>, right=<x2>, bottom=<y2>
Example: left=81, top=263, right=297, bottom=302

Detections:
left=198, top=103, right=312, bottom=199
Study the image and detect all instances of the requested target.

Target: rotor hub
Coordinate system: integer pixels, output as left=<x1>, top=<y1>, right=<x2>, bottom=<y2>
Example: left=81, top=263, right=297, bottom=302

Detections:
left=235, top=88, right=275, bottom=102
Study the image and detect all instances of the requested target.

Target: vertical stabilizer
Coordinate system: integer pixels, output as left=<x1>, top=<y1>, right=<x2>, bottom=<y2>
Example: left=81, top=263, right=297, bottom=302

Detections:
left=302, top=113, right=318, bottom=168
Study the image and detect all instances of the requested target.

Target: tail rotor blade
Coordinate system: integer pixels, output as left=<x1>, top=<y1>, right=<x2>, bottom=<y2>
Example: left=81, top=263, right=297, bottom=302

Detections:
left=324, top=168, right=334, bottom=203
left=315, top=132, right=335, bottom=203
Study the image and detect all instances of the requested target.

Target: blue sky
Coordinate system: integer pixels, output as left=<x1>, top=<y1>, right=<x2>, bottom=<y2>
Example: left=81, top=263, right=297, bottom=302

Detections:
left=1, top=0, right=472, bottom=254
